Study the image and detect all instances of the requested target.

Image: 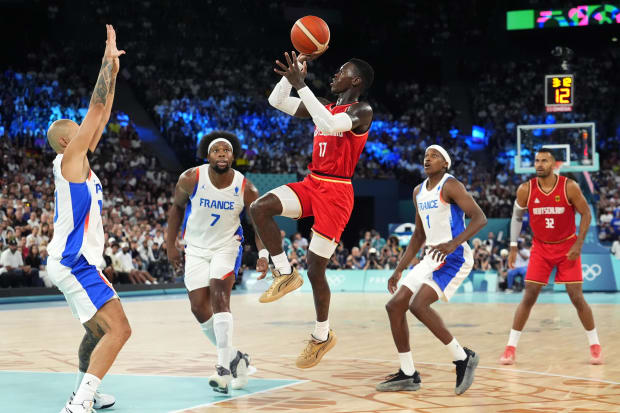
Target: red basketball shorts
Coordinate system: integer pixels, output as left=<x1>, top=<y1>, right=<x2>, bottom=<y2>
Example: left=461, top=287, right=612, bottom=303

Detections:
left=525, top=237, right=582, bottom=285
left=286, top=173, right=354, bottom=242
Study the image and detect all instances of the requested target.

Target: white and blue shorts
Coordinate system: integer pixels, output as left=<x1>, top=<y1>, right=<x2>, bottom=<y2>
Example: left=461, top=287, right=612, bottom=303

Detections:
left=401, top=244, right=473, bottom=302
left=47, top=255, right=118, bottom=323
left=184, top=243, right=243, bottom=292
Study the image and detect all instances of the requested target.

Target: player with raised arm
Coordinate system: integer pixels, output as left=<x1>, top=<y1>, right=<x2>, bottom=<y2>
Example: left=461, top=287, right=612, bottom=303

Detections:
left=250, top=50, right=374, bottom=368
left=499, top=148, right=602, bottom=365
left=46, top=25, right=129, bottom=413
left=167, top=131, right=269, bottom=394
left=377, top=146, right=487, bottom=395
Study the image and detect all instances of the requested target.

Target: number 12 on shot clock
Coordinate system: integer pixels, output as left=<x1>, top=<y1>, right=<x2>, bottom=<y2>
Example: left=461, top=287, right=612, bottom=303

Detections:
left=545, top=74, right=574, bottom=112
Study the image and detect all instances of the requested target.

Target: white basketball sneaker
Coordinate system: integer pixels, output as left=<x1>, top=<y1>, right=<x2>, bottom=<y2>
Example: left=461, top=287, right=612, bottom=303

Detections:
left=208, top=365, right=232, bottom=394
left=60, top=399, right=95, bottom=413
left=230, top=351, right=250, bottom=390
left=71, top=391, right=115, bottom=409
left=93, top=391, right=115, bottom=409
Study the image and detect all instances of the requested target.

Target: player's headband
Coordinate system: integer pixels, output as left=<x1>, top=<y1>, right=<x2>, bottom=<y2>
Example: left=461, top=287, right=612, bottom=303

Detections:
left=426, top=145, right=451, bottom=170
left=208, top=138, right=233, bottom=154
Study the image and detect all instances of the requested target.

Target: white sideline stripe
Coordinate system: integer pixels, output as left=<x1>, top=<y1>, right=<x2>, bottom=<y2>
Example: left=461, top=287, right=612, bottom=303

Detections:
left=295, top=20, right=327, bottom=50
left=168, top=380, right=308, bottom=412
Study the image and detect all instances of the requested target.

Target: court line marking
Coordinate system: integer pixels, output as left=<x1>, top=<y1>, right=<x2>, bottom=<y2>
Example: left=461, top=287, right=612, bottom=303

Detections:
left=267, top=354, right=620, bottom=385
left=0, top=370, right=273, bottom=380
left=168, top=380, right=309, bottom=413
left=0, top=370, right=306, bottom=412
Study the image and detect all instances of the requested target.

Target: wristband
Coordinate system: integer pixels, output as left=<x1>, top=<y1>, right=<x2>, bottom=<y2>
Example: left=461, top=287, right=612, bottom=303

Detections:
left=509, top=242, right=518, bottom=247
left=258, top=249, right=269, bottom=259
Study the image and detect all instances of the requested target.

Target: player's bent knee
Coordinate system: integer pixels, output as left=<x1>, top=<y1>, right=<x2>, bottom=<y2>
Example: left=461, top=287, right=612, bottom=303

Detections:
left=116, top=321, right=131, bottom=343
left=266, top=186, right=300, bottom=219
left=385, top=299, right=402, bottom=315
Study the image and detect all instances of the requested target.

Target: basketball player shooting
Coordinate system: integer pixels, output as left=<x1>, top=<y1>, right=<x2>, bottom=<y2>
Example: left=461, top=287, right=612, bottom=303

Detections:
left=166, top=131, right=268, bottom=394
left=45, top=25, right=129, bottom=413
left=250, top=50, right=374, bottom=368
left=499, top=148, right=602, bottom=365
left=377, top=146, right=486, bottom=395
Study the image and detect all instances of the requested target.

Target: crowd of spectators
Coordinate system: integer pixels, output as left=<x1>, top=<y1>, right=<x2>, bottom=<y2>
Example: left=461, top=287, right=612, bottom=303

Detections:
left=0, top=103, right=180, bottom=288
left=2, top=1, right=619, bottom=291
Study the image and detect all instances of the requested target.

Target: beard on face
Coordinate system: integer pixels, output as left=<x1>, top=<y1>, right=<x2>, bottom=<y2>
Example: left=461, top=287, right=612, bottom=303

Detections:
left=211, top=163, right=230, bottom=174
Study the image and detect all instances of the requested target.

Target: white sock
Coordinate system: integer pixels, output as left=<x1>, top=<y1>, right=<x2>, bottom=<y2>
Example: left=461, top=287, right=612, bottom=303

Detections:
left=586, top=328, right=600, bottom=346
left=72, top=373, right=100, bottom=405
left=446, top=338, right=467, bottom=361
left=507, top=329, right=522, bottom=348
left=271, top=252, right=292, bottom=275
left=200, top=317, right=217, bottom=346
left=213, top=312, right=234, bottom=368
left=74, top=370, right=85, bottom=393
left=312, top=320, right=329, bottom=341
left=398, top=352, right=415, bottom=376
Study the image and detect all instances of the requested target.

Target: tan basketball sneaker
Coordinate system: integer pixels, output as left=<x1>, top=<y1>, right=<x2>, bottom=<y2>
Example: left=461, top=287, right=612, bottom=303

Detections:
left=296, top=330, right=337, bottom=369
left=258, top=267, right=303, bottom=303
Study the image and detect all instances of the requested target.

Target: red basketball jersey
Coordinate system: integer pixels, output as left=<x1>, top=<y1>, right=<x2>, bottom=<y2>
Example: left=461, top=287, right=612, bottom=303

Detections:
left=527, top=175, right=576, bottom=243
left=307, top=103, right=369, bottom=178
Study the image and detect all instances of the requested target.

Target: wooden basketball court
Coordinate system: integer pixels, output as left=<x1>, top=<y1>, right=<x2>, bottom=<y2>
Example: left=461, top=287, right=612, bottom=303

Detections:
left=1, top=291, right=619, bottom=412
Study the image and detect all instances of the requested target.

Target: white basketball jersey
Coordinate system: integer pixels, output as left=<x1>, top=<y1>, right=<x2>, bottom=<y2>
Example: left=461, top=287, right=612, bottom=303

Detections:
left=416, top=174, right=467, bottom=246
left=182, top=164, right=246, bottom=251
left=48, top=154, right=104, bottom=267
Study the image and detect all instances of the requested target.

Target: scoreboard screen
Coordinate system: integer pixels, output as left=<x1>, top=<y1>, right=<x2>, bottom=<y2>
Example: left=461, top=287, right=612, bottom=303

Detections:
left=545, top=74, right=574, bottom=112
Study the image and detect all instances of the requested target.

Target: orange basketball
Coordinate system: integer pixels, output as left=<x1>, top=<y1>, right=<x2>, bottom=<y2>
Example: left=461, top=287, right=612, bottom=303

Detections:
left=290, top=16, right=330, bottom=55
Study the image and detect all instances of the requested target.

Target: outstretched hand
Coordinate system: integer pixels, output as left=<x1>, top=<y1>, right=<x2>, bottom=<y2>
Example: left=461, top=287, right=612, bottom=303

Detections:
left=104, top=24, right=125, bottom=74
left=274, top=51, right=307, bottom=89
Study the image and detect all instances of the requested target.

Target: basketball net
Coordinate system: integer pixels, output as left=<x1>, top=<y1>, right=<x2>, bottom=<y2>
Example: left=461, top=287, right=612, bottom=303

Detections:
left=554, top=160, right=564, bottom=173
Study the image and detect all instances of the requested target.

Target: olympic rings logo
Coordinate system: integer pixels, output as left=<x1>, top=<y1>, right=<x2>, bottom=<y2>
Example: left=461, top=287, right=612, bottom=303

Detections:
left=327, top=274, right=346, bottom=287
left=582, top=264, right=602, bottom=281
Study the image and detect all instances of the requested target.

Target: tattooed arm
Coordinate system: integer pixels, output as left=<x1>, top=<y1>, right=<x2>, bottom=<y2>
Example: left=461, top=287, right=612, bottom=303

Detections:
left=62, top=25, right=125, bottom=182
left=90, top=26, right=123, bottom=152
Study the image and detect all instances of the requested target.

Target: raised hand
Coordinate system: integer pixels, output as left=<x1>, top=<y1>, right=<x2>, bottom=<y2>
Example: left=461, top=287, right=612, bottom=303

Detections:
left=103, top=24, right=125, bottom=75
left=298, top=45, right=329, bottom=63
left=274, top=51, right=307, bottom=89
left=104, top=24, right=125, bottom=60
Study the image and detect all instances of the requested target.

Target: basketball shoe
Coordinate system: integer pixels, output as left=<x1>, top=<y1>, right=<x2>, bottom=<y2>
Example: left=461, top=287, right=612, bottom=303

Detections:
left=296, top=330, right=337, bottom=369
left=590, top=344, right=603, bottom=365
left=70, top=391, right=114, bottom=409
left=230, top=351, right=250, bottom=390
left=454, top=347, right=479, bottom=395
left=499, top=345, right=516, bottom=365
left=60, top=400, right=95, bottom=413
left=259, top=267, right=303, bottom=303
left=376, top=369, right=421, bottom=392
left=208, top=365, right=232, bottom=394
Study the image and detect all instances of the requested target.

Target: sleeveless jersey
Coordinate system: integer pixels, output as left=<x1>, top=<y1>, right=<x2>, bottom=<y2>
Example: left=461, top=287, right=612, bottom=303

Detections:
left=48, top=154, right=104, bottom=267
left=181, top=164, right=246, bottom=251
left=307, top=103, right=369, bottom=178
left=416, top=174, right=467, bottom=246
left=527, top=175, right=576, bottom=243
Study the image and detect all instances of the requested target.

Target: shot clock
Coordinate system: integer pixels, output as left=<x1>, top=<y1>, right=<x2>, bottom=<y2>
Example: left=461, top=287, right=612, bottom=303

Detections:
left=545, top=74, right=574, bottom=112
